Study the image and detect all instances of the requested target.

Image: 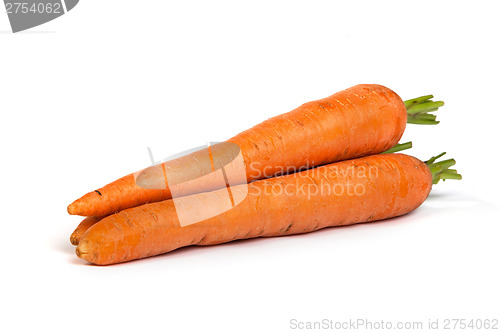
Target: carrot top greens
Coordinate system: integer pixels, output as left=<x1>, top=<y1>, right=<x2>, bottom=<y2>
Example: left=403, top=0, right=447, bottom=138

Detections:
left=405, top=95, right=444, bottom=125
left=425, top=152, right=462, bottom=184
left=383, top=141, right=413, bottom=154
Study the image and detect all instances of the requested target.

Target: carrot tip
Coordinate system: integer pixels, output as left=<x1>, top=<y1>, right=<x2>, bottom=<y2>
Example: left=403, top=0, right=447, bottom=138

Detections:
left=70, top=234, right=79, bottom=246
left=67, top=200, right=86, bottom=216
left=75, top=246, right=88, bottom=259
left=67, top=203, right=77, bottom=215
left=75, top=240, right=91, bottom=261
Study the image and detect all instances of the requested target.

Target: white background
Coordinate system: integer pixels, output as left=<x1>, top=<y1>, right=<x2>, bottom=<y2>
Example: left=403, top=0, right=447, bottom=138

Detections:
left=1, top=1, right=499, bottom=332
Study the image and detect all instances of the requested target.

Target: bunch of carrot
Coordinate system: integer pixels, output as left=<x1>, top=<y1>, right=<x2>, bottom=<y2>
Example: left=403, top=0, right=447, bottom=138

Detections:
left=68, top=84, right=461, bottom=265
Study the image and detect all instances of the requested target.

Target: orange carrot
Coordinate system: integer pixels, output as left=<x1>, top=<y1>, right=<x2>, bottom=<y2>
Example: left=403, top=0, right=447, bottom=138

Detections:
left=68, top=85, right=443, bottom=217
left=76, top=153, right=459, bottom=265
left=70, top=216, right=102, bottom=245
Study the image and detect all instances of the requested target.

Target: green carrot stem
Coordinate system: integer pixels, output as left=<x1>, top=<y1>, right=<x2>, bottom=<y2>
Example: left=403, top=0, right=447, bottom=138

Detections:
left=383, top=141, right=412, bottom=154
left=414, top=114, right=437, bottom=121
left=406, top=101, right=445, bottom=114
left=425, top=152, right=446, bottom=165
left=440, top=172, right=462, bottom=180
left=424, top=152, right=462, bottom=184
left=404, top=95, right=433, bottom=109
left=407, top=118, right=440, bottom=125
left=404, top=95, right=444, bottom=125
left=433, top=159, right=457, bottom=170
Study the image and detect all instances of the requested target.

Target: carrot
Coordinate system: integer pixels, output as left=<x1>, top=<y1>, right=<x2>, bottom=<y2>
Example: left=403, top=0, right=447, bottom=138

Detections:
left=69, top=143, right=414, bottom=247
left=68, top=84, right=444, bottom=217
left=76, top=153, right=460, bottom=265
left=69, top=216, right=102, bottom=245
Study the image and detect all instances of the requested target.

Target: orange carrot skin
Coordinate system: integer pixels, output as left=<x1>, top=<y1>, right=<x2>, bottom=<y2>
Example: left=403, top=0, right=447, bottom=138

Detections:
left=229, top=84, right=406, bottom=180
left=70, top=216, right=102, bottom=245
left=76, top=154, right=431, bottom=265
left=68, top=84, right=407, bottom=217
